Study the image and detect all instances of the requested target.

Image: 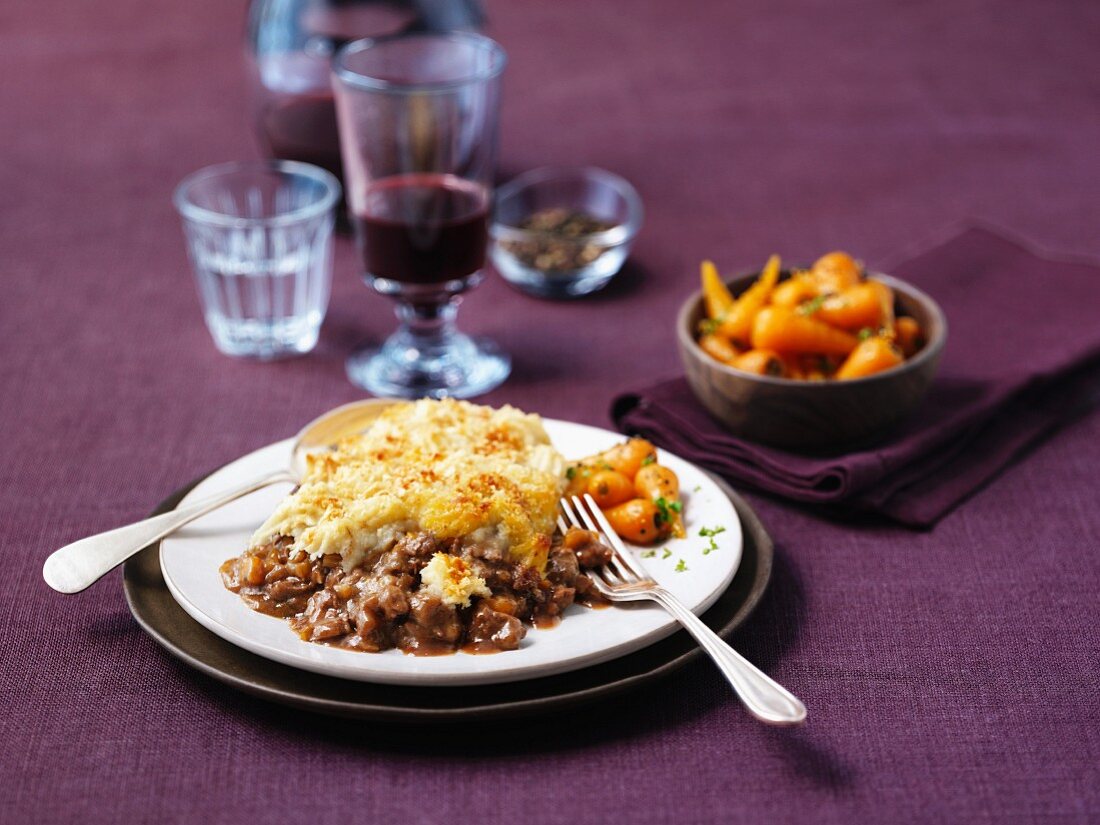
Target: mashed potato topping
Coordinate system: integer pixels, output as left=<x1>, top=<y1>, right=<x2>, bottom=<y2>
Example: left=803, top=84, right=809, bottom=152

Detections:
left=419, top=553, right=491, bottom=607
left=250, top=399, right=566, bottom=572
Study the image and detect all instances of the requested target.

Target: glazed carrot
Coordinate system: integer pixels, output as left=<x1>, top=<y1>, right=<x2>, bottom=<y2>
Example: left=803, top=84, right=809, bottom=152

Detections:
left=878, top=279, right=896, bottom=337
left=717, top=254, right=781, bottom=344
left=698, top=332, right=740, bottom=364
left=780, top=354, right=806, bottom=380
left=598, top=438, right=658, bottom=480
left=586, top=469, right=636, bottom=509
left=751, top=306, right=859, bottom=356
left=771, top=275, right=818, bottom=308
left=808, top=251, right=862, bottom=294
left=604, top=498, right=669, bottom=544
left=635, top=464, right=685, bottom=538
left=701, top=260, right=734, bottom=320
left=811, top=280, right=893, bottom=331
left=895, top=316, right=924, bottom=357
left=731, top=349, right=785, bottom=377
left=835, top=336, right=903, bottom=380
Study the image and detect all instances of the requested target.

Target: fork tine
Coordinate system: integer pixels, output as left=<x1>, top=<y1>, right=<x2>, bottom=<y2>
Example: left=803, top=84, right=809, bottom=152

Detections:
left=560, top=497, right=582, bottom=529
left=575, top=494, right=653, bottom=581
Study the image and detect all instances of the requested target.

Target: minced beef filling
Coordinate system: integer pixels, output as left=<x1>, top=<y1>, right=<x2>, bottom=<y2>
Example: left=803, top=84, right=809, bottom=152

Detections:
left=220, top=527, right=610, bottom=656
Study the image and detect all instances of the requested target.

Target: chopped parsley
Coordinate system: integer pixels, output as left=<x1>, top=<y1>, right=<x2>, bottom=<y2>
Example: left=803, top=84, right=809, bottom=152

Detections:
left=641, top=454, right=656, bottom=467
left=674, top=559, right=688, bottom=573
left=858, top=327, right=876, bottom=341
left=661, top=548, right=672, bottom=559
left=641, top=550, right=657, bottom=559
left=654, top=496, right=682, bottom=527
left=565, top=466, right=577, bottom=480
left=797, top=295, right=826, bottom=316
left=698, top=318, right=721, bottom=336
left=692, top=484, right=702, bottom=493
left=699, top=524, right=727, bottom=555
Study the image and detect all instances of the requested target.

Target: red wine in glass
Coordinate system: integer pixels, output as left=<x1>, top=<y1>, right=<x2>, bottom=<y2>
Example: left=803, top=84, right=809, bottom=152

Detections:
left=334, top=32, right=508, bottom=398
left=352, top=173, right=489, bottom=288
left=259, top=93, right=344, bottom=181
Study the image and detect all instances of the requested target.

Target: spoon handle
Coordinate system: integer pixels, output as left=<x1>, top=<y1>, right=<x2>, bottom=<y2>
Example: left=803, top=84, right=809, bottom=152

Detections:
left=43, top=469, right=295, bottom=594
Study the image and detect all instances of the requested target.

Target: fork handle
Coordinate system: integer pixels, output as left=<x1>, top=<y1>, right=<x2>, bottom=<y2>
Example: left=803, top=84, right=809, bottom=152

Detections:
left=650, top=587, right=807, bottom=725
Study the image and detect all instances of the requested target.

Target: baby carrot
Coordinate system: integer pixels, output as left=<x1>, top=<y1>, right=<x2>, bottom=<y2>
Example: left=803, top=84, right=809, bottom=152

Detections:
left=811, top=280, right=893, bottom=331
left=698, top=332, right=740, bottom=364
left=809, top=251, right=862, bottom=294
left=751, top=305, right=859, bottom=356
left=835, top=337, right=904, bottom=380
left=895, top=316, right=924, bottom=357
left=701, top=260, right=734, bottom=320
left=771, top=275, right=818, bottom=308
left=731, top=349, right=785, bottom=377
left=717, top=254, right=781, bottom=345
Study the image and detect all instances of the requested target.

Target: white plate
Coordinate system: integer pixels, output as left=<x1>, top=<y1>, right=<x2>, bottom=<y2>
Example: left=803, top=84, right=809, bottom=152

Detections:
left=160, top=418, right=742, bottom=686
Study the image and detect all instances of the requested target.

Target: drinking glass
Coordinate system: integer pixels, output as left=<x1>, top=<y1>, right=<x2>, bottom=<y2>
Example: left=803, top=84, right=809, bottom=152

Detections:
left=174, top=160, right=340, bottom=359
left=332, top=32, right=510, bottom=398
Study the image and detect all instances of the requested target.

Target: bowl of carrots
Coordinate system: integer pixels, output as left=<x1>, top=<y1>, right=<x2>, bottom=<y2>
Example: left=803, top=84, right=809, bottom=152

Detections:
left=676, top=251, right=946, bottom=450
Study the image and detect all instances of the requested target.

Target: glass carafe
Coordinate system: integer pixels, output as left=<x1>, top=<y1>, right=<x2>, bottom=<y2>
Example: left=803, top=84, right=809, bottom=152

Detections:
left=246, top=1, right=485, bottom=186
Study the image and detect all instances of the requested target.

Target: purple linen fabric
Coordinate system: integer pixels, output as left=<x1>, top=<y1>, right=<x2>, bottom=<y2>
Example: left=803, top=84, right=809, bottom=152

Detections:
left=3, top=0, right=1100, bottom=823
left=614, top=228, right=1100, bottom=527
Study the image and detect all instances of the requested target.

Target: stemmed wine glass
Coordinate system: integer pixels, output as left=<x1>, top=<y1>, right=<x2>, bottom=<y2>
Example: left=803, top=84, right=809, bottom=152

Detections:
left=332, top=32, right=509, bottom=398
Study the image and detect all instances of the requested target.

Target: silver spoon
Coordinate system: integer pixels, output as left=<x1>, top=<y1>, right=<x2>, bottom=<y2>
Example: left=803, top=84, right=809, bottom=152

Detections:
left=43, top=398, right=401, bottom=594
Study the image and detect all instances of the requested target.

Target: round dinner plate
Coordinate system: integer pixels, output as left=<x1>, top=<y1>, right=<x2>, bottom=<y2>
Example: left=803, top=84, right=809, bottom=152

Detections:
left=124, top=475, right=772, bottom=722
left=159, top=418, right=743, bottom=686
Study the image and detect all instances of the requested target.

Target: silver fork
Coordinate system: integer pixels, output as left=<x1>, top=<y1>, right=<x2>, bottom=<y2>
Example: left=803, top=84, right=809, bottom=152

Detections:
left=559, top=494, right=807, bottom=725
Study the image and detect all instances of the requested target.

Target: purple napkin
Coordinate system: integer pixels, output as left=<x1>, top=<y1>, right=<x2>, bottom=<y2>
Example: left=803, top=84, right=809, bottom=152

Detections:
left=613, top=228, right=1100, bottom=527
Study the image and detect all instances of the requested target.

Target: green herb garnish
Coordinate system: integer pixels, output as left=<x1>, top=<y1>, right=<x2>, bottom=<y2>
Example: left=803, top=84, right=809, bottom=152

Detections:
left=655, top=496, right=682, bottom=526
left=797, top=295, right=826, bottom=316
left=641, top=550, right=657, bottom=559
left=662, top=548, right=672, bottom=559
left=698, top=317, right=721, bottom=335
left=692, top=485, right=702, bottom=493
left=674, top=559, right=688, bottom=573
left=858, top=327, right=875, bottom=341
left=699, top=524, right=727, bottom=555
left=565, top=466, right=577, bottom=480
left=641, top=455, right=656, bottom=467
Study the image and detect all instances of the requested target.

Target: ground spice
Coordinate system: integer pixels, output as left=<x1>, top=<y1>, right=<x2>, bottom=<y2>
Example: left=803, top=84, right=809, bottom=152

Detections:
left=502, top=207, right=616, bottom=272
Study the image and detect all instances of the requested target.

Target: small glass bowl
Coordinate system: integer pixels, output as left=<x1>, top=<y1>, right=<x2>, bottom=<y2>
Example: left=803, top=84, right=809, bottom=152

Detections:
left=490, top=167, right=643, bottom=298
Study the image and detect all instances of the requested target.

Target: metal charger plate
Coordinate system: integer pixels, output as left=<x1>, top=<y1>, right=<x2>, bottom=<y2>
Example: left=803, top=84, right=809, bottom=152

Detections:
left=123, top=472, right=772, bottom=723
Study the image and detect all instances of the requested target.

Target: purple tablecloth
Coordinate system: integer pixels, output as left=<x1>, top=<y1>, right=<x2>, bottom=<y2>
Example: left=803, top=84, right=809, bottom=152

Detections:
left=3, top=0, right=1099, bottom=822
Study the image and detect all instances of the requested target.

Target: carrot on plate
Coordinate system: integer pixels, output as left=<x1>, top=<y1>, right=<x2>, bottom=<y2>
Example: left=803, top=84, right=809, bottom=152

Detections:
left=835, top=336, right=904, bottom=380
left=585, top=469, right=636, bottom=509
left=597, top=438, right=658, bottom=480
left=603, top=498, right=669, bottom=545
left=751, top=305, right=859, bottom=356
left=717, top=254, right=781, bottom=345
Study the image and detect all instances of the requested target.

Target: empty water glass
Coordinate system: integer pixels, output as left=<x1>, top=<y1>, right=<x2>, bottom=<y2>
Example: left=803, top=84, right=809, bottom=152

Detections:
left=174, top=160, right=340, bottom=359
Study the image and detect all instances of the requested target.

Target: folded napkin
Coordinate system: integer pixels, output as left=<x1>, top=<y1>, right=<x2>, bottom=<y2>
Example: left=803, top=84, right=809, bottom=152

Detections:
left=613, top=228, right=1100, bottom=527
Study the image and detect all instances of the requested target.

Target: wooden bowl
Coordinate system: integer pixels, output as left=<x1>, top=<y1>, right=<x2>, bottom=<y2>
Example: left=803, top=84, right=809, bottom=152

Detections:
left=676, top=271, right=947, bottom=451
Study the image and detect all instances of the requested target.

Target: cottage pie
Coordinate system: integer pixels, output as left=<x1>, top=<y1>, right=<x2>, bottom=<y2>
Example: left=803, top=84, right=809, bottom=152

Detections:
left=220, top=399, right=611, bottom=655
